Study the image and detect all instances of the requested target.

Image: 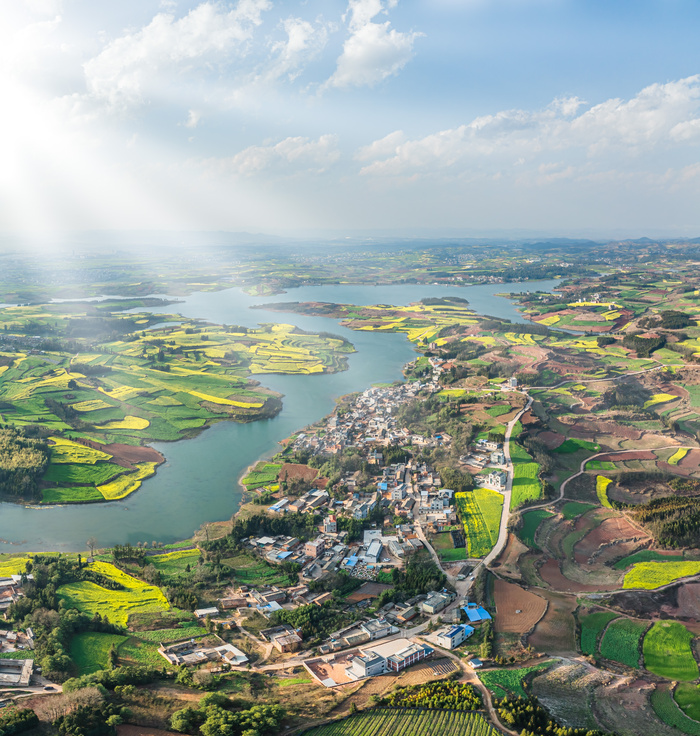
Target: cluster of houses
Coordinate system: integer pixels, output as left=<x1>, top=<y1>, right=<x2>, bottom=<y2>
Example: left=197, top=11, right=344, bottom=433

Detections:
left=305, top=637, right=435, bottom=687
left=289, top=380, right=448, bottom=460
left=158, top=637, right=249, bottom=668
left=0, top=574, right=32, bottom=615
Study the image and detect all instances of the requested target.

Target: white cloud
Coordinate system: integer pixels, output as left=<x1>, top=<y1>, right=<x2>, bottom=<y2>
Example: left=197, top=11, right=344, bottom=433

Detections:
left=83, top=0, right=271, bottom=109
left=219, top=134, right=341, bottom=175
left=266, top=17, right=329, bottom=82
left=358, top=77, right=700, bottom=178
left=325, top=0, right=422, bottom=89
left=183, top=109, right=201, bottom=128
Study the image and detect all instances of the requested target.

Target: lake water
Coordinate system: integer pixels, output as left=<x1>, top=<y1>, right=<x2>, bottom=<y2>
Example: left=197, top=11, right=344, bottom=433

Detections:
left=0, top=280, right=559, bottom=552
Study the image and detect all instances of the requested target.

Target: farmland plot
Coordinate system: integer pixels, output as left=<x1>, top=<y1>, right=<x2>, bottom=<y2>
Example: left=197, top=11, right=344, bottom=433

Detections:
left=455, top=488, right=503, bottom=557
left=644, top=621, right=699, bottom=681
left=598, top=618, right=648, bottom=668
left=58, top=561, right=169, bottom=626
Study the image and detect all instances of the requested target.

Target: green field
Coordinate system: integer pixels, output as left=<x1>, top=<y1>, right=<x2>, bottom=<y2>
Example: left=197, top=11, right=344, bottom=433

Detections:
left=431, top=533, right=468, bottom=560
left=644, top=621, right=699, bottom=681
left=241, top=462, right=282, bottom=489
left=511, top=462, right=542, bottom=509
left=302, top=709, right=500, bottom=736
left=599, top=618, right=648, bottom=668
left=554, top=438, right=600, bottom=454
left=613, top=550, right=685, bottom=571
left=222, top=552, right=296, bottom=587
left=455, top=488, right=503, bottom=557
left=148, top=549, right=201, bottom=580
left=651, top=688, right=700, bottom=736
left=578, top=611, right=619, bottom=656
left=517, top=509, right=553, bottom=549
left=561, top=501, right=596, bottom=520
left=675, top=684, right=700, bottom=724
left=623, top=561, right=700, bottom=589
left=58, top=562, right=170, bottom=626
left=484, top=404, right=512, bottom=418
left=478, top=663, right=550, bottom=698
left=69, top=632, right=128, bottom=675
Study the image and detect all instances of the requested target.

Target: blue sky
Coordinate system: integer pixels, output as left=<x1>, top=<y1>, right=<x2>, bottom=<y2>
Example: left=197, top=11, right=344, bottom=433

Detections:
left=2, top=0, right=700, bottom=236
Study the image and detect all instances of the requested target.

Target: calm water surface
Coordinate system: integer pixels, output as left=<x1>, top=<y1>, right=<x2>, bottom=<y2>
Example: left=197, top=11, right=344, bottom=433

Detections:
left=0, top=280, right=559, bottom=552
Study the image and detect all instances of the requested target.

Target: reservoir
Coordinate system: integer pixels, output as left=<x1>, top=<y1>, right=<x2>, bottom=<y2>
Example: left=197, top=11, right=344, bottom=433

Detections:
left=0, top=280, right=559, bottom=552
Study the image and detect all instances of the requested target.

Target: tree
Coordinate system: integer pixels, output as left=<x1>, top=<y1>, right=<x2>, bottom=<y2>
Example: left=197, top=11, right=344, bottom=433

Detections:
left=87, top=537, right=98, bottom=557
left=108, top=643, right=119, bottom=669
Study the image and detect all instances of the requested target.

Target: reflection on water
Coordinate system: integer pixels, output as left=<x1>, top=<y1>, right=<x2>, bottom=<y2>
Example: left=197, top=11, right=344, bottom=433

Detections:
left=0, top=280, right=560, bottom=551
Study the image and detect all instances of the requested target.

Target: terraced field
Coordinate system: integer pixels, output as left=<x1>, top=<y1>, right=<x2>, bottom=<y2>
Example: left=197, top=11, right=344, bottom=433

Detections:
left=599, top=618, right=648, bottom=668
left=0, top=304, right=355, bottom=504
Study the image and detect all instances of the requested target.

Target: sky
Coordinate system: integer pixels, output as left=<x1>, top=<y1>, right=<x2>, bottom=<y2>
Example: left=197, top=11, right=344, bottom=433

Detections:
left=2, top=0, right=700, bottom=238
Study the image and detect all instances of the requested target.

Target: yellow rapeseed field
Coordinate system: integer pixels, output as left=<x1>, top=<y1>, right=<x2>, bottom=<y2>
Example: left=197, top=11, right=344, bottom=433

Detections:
left=97, top=462, right=159, bottom=500
left=58, top=561, right=169, bottom=626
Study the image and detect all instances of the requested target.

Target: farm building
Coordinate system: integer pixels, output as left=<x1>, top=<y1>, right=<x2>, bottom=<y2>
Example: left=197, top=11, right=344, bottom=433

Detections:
left=463, top=605, right=492, bottom=624
left=0, top=659, right=33, bottom=686
left=435, top=624, right=475, bottom=650
left=365, top=539, right=383, bottom=563
left=194, top=607, right=219, bottom=619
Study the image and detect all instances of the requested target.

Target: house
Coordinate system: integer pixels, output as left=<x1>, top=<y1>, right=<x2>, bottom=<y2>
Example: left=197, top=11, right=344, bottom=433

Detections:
left=273, top=633, right=303, bottom=653
left=435, top=624, right=475, bottom=650
left=159, top=639, right=248, bottom=667
left=421, top=591, right=454, bottom=615
left=365, top=539, right=383, bottom=564
left=463, top=605, right=493, bottom=624
left=305, top=538, right=325, bottom=559
left=360, top=619, right=395, bottom=641
left=324, top=515, right=338, bottom=534
left=0, top=659, right=33, bottom=686
left=490, top=450, right=506, bottom=465
left=346, top=652, right=386, bottom=679
left=391, top=484, right=407, bottom=501
left=194, top=607, right=219, bottom=619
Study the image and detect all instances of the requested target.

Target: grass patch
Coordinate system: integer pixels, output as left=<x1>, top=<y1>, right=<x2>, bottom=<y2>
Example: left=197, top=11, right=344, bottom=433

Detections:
left=599, top=618, right=648, bottom=668
left=623, top=561, right=700, bottom=589
left=484, top=405, right=512, bottom=418
left=644, top=621, right=699, bottom=681
left=70, top=632, right=128, bottom=675
left=149, top=549, right=201, bottom=580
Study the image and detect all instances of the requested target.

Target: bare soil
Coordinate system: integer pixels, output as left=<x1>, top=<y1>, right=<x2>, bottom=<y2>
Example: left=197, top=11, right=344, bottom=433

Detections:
left=574, top=517, right=650, bottom=565
left=493, top=578, right=548, bottom=634
left=278, top=463, right=319, bottom=482
left=527, top=591, right=577, bottom=653
left=345, top=581, right=391, bottom=603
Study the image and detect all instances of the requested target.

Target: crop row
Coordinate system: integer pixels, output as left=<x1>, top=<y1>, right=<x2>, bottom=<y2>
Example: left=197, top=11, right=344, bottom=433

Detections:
left=303, top=709, right=500, bottom=736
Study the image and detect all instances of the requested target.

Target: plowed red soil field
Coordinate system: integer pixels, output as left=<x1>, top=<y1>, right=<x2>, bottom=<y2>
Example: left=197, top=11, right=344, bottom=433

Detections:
left=574, top=517, right=649, bottom=565
left=493, top=579, right=547, bottom=634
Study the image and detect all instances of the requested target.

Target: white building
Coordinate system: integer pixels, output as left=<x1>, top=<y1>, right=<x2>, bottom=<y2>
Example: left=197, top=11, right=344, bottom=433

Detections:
left=435, top=624, right=475, bottom=650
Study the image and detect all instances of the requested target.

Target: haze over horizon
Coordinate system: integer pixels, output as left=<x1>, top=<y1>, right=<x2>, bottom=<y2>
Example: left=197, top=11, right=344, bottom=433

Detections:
left=3, top=0, right=700, bottom=236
